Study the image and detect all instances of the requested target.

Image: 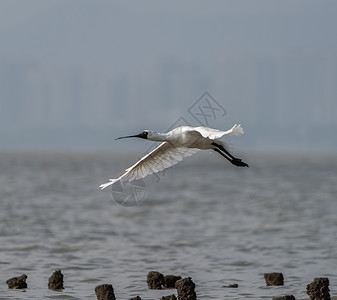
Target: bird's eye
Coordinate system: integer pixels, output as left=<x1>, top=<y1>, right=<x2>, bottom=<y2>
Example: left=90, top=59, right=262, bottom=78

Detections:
left=143, top=131, right=148, bottom=136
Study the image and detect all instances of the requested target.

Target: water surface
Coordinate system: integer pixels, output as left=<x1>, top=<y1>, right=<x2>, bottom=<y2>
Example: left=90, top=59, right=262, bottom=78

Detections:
left=0, top=152, right=336, bottom=299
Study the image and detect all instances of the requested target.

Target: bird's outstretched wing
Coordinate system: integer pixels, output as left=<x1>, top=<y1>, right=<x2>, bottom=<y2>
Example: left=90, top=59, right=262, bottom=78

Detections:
left=100, top=142, right=199, bottom=189
left=194, top=124, right=244, bottom=140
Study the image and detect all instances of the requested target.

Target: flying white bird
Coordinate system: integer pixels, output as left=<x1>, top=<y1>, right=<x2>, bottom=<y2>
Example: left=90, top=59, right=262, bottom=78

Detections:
left=100, top=124, right=248, bottom=189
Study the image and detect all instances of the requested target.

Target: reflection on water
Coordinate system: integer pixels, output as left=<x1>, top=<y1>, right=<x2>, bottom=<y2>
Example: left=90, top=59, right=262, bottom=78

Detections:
left=0, top=152, right=337, bottom=299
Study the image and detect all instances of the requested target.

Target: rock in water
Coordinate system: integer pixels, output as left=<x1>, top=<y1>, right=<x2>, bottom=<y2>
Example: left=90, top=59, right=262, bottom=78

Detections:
left=175, top=277, right=197, bottom=300
left=225, top=283, right=238, bottom=288
left=161, top=295, right=177, bottom=300
left=272, top=296, right=296, bottom=300
left=147, top=271, right=165, bottom=289
left=264, top=273, right=284, bottom=286
left=95, top=284, right=116, bottom=300
left=6, top=274, right=27, bottom=289
left=307, top=278, right=331, bottom=300
left=129, top=296, right=141, bottom=300
left=164, top=275, right=182, bottom=289
left=48, top=270, right=64, bottom=290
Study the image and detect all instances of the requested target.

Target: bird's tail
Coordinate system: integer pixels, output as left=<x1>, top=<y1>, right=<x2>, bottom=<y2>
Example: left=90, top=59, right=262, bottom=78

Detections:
left=99, top=178, right=119, bottom=190
left=229, top=124, right=244, bottom=136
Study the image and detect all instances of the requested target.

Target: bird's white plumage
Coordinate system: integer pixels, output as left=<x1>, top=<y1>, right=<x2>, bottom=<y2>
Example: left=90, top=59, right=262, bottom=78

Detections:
left=188, top=124, right=244, bottom=139
left=100, top=124, right=246, bottom=189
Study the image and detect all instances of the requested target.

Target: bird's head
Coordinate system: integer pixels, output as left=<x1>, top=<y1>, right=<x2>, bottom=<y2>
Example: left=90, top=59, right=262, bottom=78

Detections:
left=115, top=130, right=151, bottom=140
left=115, top=130, right=166, bottom=141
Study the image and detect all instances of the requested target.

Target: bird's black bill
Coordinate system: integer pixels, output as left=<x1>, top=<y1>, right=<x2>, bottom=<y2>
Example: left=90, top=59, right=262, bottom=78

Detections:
left=115, top=134, right=139, bottom=140
left=115, top=132, right=148, bottom=140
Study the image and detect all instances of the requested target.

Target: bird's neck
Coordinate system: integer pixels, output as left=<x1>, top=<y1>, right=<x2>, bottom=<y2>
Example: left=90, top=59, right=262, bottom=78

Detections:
left=148, top=132, right=171, bottom=142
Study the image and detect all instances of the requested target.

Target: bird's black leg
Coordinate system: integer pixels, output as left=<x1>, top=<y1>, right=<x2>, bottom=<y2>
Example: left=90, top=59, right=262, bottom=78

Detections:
left=212, top=142, right=249, bottom=167
left=212, top=142, right=236, bottom=160
left=213, top=148, right=232, bottom=162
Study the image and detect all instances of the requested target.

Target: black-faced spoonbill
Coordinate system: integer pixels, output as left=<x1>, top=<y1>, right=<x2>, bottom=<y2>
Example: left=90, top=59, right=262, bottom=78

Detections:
left=100, top=124, right=248, bottom=189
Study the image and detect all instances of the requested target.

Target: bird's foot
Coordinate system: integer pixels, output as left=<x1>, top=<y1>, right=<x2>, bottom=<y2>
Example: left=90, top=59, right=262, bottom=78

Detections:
left=231, top=158, right=249, bottom=167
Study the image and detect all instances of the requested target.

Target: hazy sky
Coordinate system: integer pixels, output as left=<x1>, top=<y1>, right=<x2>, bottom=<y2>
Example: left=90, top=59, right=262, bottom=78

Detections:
left=0, top=1, right=336, bottom=152
left=1, top=1, right=336, bottom=67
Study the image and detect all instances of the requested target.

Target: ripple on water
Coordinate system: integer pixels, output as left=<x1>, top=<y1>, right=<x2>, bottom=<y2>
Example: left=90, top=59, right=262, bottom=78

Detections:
left=0, top=153, right=337, bottom=299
